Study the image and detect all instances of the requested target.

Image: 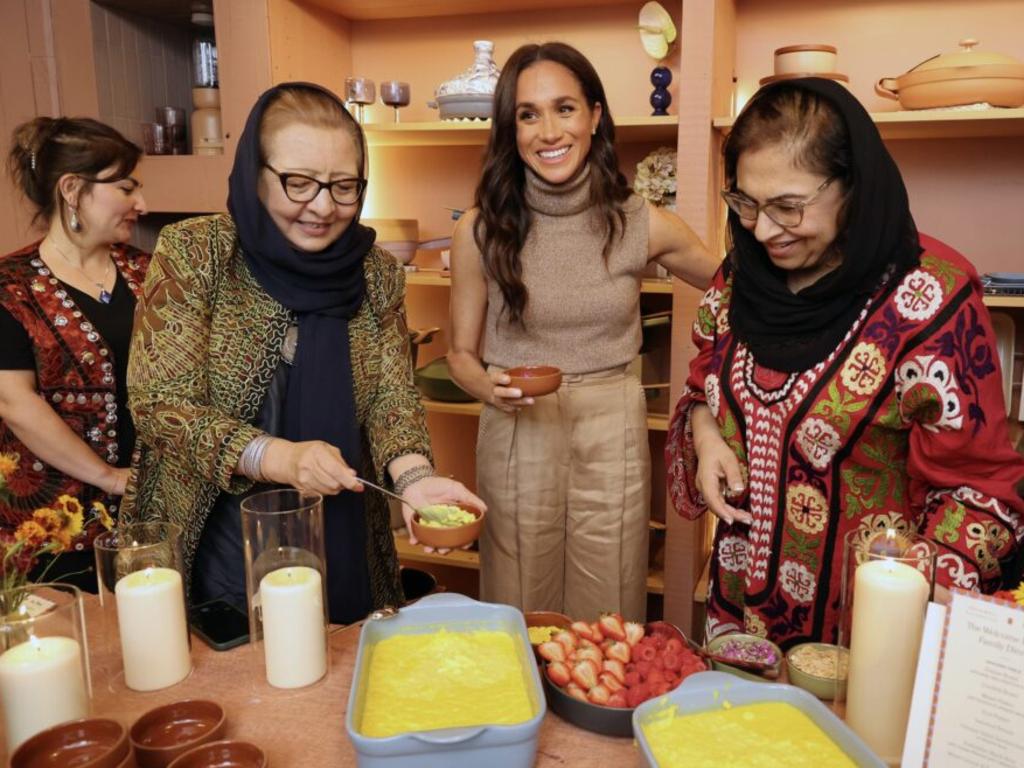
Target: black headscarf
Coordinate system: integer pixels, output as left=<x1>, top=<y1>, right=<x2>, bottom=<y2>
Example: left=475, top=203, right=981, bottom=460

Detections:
left=726, top=78, right=921, bottom=372
left=227, top=82, right=377, bottom=624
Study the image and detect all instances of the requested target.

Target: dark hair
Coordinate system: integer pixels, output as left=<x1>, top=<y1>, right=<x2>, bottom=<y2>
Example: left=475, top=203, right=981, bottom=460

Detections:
left=722, top=85, right=852, bottom=264
left=473, top=41, right=631, bottom=325
left=8, top=117, right=140, bottom=228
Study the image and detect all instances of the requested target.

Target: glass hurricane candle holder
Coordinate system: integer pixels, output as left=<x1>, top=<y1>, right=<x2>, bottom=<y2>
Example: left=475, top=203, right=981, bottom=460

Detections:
left=0, top=583, right=90, bottom=753
left=93, top=522, right=192, bottom=692
left=241, top=490, right=328, bottom=690
left=839, top=528, right=936, bottom=765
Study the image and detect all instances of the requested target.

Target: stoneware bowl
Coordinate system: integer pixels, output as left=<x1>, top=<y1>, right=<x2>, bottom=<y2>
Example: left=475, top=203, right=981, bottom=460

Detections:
left=409, top=503, right=485, bottom=549
left=786, top=642, right=849, bottom=701
left=166, top=740, right=266, bottom=768
left=11, top=717, right=129, bottom=768
left=504, top=366, right=563, bottom=397
left=705, top=633, right=783, bottom=681
left=130, top=700, right=227, bottom=768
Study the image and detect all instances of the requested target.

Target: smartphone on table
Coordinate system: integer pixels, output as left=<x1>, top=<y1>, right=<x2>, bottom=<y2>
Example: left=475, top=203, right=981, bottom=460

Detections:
left=189, top=598, right=250, bottom=651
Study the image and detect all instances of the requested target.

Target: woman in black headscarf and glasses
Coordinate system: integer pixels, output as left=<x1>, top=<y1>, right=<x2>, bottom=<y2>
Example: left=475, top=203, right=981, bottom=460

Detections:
left=666, top=78, right=1024, bottom=648
left=122, top=83, right=483, bottom=623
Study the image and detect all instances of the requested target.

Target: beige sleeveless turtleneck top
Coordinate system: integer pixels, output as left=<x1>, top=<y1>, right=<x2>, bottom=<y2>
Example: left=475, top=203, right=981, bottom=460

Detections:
left=482, top=165, right=650, bottom=375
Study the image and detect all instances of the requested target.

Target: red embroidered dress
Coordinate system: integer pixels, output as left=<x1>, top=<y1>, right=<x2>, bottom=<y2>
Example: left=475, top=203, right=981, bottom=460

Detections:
left=667, top=237, right=1024, bottom=647
left=0, top=242, right=148, bottom=547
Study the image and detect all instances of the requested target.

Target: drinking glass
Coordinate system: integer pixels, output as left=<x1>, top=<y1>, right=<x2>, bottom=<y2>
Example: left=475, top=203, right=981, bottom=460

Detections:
left=345, top=77, right=376, bottom=123
left=380, top=81, right=411, bottom=123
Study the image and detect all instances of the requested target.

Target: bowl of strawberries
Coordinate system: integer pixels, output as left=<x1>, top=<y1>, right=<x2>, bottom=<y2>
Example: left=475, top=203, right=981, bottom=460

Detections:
left=537, top=613, right=707, bottom=737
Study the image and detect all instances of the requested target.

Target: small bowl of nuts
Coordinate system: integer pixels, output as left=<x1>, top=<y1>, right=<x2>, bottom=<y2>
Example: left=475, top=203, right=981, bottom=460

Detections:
left=786, top=642, right=849, bottom=700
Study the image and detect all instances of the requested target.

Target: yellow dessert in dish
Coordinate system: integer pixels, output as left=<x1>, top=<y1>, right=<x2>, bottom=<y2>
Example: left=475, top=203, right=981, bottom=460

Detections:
left=417, top=504, right=475, bottom=528
left=641, top=701, right=856, bottom=768
left=527, top=625, right=561, bottom=644
left=360, top=629, right=535, bottom=738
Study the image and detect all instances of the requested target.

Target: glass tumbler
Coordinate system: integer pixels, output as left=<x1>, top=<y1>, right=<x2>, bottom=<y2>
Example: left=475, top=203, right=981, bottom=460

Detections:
left=241, top=490, right=328, bottom=690
left=839, top=528, right=936, bottom=766
left=93, top=522, right=191, bottom=692
left=380, top=81, right=411, bottom=123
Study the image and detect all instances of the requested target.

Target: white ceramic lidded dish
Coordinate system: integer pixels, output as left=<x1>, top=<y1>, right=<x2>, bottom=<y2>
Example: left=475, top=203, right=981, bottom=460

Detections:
left=774, top=44, right=838, bottom=75
left=346, top=593, right=546, bottom=768
left=632, top=670, right=885, bottom=768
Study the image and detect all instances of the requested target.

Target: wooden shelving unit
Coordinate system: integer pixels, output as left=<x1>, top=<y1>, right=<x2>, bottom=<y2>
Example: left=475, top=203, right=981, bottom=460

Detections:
left=365, top=115, right=679, bottom=147
left=407, top=270, right=674, bottom=295
left=713, top=107, right=1024, bottom=141
left=421, top=398, right=670, bottom=431
left=984, top=295, right=1024, bottom=309
left=393, top=530, right=666, bottom=594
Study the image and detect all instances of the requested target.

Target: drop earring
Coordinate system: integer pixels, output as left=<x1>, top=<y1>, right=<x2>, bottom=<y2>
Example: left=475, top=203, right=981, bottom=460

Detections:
left=68, top=205, right=81, bottom=232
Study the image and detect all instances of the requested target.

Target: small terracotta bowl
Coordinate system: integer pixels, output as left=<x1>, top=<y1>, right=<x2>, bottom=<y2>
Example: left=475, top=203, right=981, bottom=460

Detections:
left=166, top=740, right=266, bottom=768
left=410, top=504, right=485, bottom=549
left=11, top=717, right=129, bottom=768
left=504, top=366, right=562, bottom=397
left=130, top=700, right=226, bottom=768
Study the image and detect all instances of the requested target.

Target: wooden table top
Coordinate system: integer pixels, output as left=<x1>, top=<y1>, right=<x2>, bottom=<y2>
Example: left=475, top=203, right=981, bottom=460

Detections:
left=2, top=594, right=641, bottom=766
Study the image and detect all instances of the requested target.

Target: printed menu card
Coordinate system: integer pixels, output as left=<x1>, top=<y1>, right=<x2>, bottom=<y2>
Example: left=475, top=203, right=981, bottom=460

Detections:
left=917, top=590, right=1024, bottom=767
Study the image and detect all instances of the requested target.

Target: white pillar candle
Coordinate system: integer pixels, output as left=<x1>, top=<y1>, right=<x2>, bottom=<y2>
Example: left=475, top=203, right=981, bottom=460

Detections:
left=259, top=566, right=327, bottom=688
left=114, top=566, right=191, bottom=691
left=845, top=558, right=929, bottom=765
left=0, top=635, right=88, bottom=750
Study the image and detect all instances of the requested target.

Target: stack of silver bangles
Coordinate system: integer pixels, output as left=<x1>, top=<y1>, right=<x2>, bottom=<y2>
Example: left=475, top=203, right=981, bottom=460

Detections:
left=240, top=434, right=273, bottom=481
left=393, top=464, right=435, bottom=496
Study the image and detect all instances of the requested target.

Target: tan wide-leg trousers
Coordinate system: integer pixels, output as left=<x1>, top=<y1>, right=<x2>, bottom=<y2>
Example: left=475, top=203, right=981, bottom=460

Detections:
left=477, top=365, right=650, bottom=621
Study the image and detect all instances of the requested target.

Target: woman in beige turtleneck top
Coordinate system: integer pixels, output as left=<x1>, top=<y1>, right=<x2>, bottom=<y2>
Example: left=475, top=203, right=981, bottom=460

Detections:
left=449, top=42, right=718, bottom=622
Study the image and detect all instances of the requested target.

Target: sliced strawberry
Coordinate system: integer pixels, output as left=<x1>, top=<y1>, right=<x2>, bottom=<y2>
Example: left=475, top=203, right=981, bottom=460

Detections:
left=587, top=684, right=611, bottom=706
left=571, top=621, right=597, bottom=642
left=600, top=672, right=625, bottom=692
left=578, top=638, right=599, bottom=651
left=598, top=613, right=627, bottom=642
left=571, top=659, right=600, bottom=690
left=624, top=621, right=645, bottom=647
left=605, top=641, right=632, bottom=665
left=607, top=691, right=629, bottom=709
left=566, top=682, right=588, bottom=702
left=553, top=629, right=578, bottom=653
left=590, top=622, right=605, bottom=643
left=538, top=641, right=566, bottom=663
left=575, top=646, right=604, bottom=666
left=602, top=659, right=626, bottom=684
left=546, top=661, right=571, bottom=688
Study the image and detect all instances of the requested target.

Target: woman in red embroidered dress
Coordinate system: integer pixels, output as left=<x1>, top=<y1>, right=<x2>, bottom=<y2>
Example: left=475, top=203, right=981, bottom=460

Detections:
left=667, top=79, right=1024, bottom=648
left=0, top=117, right=149, bottom=590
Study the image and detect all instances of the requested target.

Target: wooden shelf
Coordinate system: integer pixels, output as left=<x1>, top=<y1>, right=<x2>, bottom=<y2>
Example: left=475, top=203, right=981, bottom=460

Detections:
left=366, top=116, right=678, bottom=147
left=422, top=398, right=670, bottom=431
left=407, top=270, right=674, bottom=295
left=394, top=530, right=665, bottom=594
left=713, top=108, right=1024, bottom=141
left=305, top=0, right=645, bottom=21
left=984, top=295, right=1024, bottom=309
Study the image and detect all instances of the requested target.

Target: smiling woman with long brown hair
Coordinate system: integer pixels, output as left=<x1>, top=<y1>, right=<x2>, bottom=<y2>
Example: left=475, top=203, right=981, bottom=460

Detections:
left=448, top=42, right=718, bottom=621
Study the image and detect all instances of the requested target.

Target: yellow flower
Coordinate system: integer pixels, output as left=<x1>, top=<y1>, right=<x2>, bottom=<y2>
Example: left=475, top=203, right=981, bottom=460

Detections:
left=31, top=507, right=64, bottom=534
left=14, top=520, right=48, bottom=547
left=0, top=453, right=17, bottom=478
left=57, top=494, right=84, bottom=518
left=92, top=501, right=114, bottom=531
left=1012, top=582, right=1024, bottom=607
left=54, top=495, right=84, bottom=538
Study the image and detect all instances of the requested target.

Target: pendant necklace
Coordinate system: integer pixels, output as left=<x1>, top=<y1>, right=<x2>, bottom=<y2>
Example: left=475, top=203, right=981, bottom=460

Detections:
left=49, top=241, right=114, bottom=304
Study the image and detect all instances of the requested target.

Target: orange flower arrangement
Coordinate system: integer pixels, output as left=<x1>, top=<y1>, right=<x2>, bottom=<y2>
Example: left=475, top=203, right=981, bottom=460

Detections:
left=992, top=582, right=1024, bottom=608
left=1, top=454, right=113, bottom=612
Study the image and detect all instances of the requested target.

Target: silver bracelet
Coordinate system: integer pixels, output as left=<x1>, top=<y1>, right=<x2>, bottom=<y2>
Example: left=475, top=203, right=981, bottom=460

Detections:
left=393, top=464, right=435, bottom=496
left=240, top=435, right=272, bottom=481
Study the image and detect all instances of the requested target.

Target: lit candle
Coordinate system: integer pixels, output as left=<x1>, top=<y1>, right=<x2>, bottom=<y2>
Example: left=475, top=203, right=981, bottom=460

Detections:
left=845, top=558, right=929, bottom=765
left=114, top=566, right=191, bottom=691
left=259, top=566, right=326, bottom=688
left=0, top=635, right=88, bottom=750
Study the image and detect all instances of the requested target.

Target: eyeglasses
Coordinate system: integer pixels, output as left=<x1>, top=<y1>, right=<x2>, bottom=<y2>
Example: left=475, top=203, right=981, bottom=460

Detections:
left=264, top=164, right=366, bottom=205
left=721, top=176, right=836, bottom=229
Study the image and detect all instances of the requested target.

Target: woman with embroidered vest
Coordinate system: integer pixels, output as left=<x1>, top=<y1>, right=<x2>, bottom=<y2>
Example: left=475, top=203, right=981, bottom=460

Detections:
left=448, top=42, right=718, bottom=621
left=666, top=78, right=1024, bottom=648
left=123, top=83, right=483, bottom=624
left=0, top=117, right=148, bottom=591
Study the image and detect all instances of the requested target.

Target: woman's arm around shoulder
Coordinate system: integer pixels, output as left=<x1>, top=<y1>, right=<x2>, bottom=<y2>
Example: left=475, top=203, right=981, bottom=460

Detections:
left=647, top=203, right=719, bottom=291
